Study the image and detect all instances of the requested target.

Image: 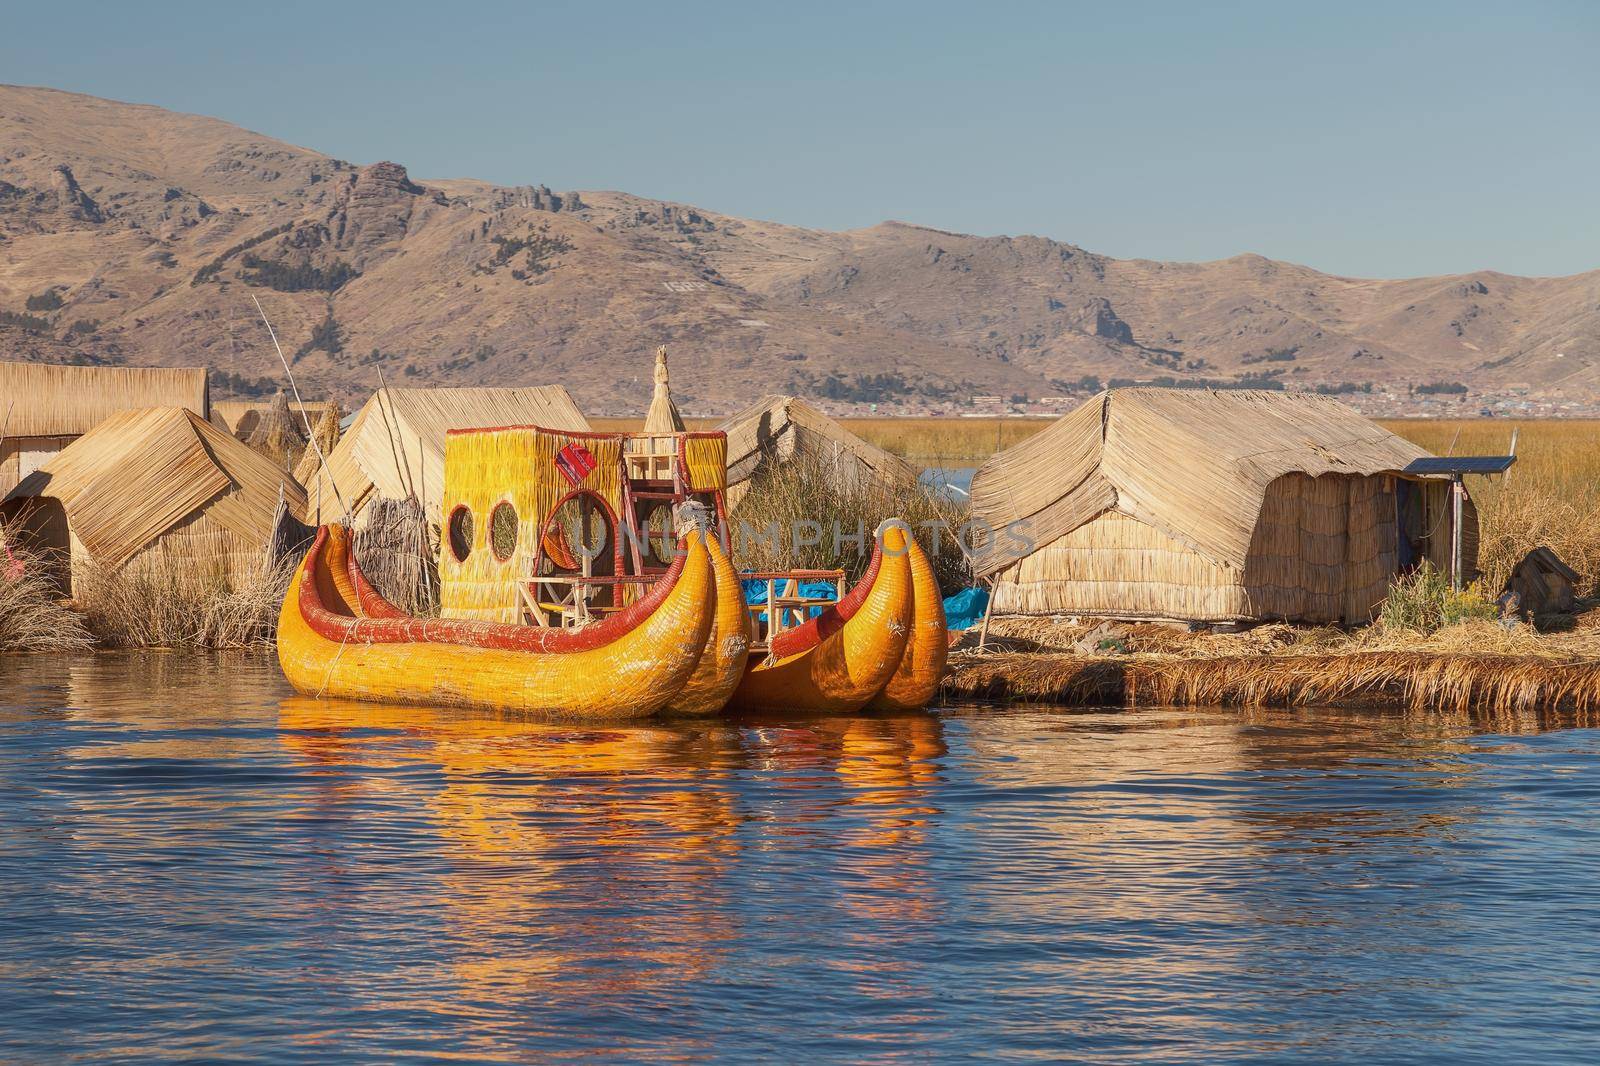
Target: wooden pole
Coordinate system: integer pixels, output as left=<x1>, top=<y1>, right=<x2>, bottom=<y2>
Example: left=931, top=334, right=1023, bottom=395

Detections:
left=1451, top=474, right=1464, bottom=590
left=977, top=566, right=1010, bottom=653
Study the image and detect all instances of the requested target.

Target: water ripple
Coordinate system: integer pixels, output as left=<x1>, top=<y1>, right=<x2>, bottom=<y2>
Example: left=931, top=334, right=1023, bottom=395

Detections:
left=2, top=653, right=1600, bottom=1063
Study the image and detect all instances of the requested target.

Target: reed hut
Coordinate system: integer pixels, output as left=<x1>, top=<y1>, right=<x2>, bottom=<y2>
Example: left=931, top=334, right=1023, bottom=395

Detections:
left=210, top=398, right=338, bottom=439
left=0, top=407, right=308, bottom=593
left=717, top=395, right=919, bottom=507
left=303, top=386, right=589, bottom=526
left=0, top=361, right=209, bottom=495
left=970, top=388, right=1475, bottom=625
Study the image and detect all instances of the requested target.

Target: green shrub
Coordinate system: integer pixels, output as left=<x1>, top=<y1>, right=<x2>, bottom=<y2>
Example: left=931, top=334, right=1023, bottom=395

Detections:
left=1378, top=561, right=1500, bottom=633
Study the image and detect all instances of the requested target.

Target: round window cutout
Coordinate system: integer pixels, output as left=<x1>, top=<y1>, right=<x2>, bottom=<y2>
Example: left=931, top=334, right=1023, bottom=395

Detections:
left=490, top=501, right=519, bottom=562
left=541, top=493, right=610, bottom=573
left=447, top=505, right=475, bottom=563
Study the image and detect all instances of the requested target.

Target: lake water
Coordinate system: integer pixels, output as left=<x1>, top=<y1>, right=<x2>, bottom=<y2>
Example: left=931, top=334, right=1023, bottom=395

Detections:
left=4, top=653, right=1600, bottom=1064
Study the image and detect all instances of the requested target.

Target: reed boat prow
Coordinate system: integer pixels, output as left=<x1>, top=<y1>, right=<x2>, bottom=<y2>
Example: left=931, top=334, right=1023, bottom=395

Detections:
left=662, top=531, right=751, bottom=716
left=730, top=521, right=922, bottom=714
left=277, top=522, right=717, bottom=719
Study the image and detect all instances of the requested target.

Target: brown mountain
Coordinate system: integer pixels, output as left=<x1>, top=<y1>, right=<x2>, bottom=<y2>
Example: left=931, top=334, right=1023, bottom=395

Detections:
left=3, top=84, right=1597, bottom=414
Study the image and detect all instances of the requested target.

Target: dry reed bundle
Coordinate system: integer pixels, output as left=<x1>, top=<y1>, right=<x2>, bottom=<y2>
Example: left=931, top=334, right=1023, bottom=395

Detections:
left=72, top=553, right=293, bottom=649
left=944, top=614, right=1600, bottom=714
left=728, top=451, right=972, bottom=593
left=0, top=542, right=93, bottom=652
left=353, top=496, right=439, bottom=616
left=1122, top=651, right=1600, bottom=715
left=245, top=390, right=307, bottom=470
left=939, top=652, right=1125, bottom=704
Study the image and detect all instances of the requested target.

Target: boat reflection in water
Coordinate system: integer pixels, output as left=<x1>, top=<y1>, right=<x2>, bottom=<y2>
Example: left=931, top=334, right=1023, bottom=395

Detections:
left=275, top=696, right=947, bottom=1027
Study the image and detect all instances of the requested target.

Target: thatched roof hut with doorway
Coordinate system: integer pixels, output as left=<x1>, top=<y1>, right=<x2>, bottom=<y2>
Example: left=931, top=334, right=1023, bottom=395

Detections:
left=969, top=388, right=1474, bottom=625
left=0, top=407, right=308, bottom=593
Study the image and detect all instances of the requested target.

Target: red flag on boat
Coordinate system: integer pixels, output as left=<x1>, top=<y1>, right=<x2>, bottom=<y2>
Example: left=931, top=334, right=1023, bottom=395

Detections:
left=554, top=440, right=597, bottom=487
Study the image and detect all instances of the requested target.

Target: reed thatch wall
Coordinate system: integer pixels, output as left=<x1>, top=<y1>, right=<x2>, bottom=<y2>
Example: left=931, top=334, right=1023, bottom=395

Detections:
left=0, top=361, right=209, bottom=437
left=718, top=395, right=918, bottom=508
left=303, top=386, right=589, bottom=527
left=438, top=428, right=624, bottom=623
left=976, top=389, right=1472, bottom=624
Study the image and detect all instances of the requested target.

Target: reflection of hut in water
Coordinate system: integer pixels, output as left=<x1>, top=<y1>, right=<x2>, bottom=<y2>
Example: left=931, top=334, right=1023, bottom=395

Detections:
left=0, top=360, right=209, bottom=496
left=717, top=395, right=918, bottom=508
left=970, top=389, right=1475, bottom=625
left=302, top=386, right=590, bottom=526
left=0, top=407, right=307, bottom=593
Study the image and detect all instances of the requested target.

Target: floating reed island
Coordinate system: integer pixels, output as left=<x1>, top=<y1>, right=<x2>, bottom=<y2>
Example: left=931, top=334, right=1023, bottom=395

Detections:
left=943, top=609, right=1600, bottom=714
left=938, top=387, right=1600, bottom=715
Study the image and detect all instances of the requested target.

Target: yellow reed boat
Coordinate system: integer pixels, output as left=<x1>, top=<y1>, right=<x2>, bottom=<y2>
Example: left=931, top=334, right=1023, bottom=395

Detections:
left=277, top=523, right=716, bottom=719
left=730, top=522, right=946, bottom=714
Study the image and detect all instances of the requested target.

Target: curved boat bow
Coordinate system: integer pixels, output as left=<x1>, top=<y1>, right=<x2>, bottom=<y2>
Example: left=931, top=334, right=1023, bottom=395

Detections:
left=729, top=522, right=917, bottom=714
left=278, top=523, right=716, bottom=719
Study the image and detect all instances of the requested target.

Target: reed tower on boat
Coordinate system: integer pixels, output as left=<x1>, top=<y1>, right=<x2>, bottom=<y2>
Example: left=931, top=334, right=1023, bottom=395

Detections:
left=435, top=347, right=846, bottom=648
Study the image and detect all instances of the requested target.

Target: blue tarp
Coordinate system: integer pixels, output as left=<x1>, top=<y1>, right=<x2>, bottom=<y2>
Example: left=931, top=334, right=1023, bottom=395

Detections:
left=741, top=576, right=839, bottom=623
left=943, top=586, right=989, bottom=630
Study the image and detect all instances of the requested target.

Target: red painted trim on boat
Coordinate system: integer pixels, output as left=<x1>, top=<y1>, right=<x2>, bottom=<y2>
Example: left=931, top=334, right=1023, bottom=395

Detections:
left=344, top=544, right=407, bottom=619
left=296, top=524, right=689, bottom=653
left=765, top=537, right=883, bottom=660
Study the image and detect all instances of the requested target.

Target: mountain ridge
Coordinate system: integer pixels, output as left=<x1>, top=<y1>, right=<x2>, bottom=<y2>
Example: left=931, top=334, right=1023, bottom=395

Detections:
left=2, top=84, right=1596, bottom=415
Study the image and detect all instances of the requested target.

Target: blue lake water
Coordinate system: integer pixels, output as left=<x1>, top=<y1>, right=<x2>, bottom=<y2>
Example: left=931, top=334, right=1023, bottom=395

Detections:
left=4, top=652, right=1600, bottom=1063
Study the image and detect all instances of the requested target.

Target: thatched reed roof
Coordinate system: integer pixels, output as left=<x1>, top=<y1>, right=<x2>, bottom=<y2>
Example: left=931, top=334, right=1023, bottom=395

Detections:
left=304, top=386, right=589, bottom=523
left=0, top=361, right=208, bottom=438
left=292, top=402, right=343, bottom=487
left=717, top=395, right=918, bottom=490
left=643, top=346, right=685, bottom=434
left=970, top=388, right=1434, bottom=578
left=211, top=399, right=338, bottom=438
left=3, top=407, right=307, bottom=569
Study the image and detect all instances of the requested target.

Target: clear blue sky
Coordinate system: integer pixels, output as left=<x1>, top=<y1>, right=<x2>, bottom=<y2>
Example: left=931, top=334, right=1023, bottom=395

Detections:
left=4, top=0, right=1596, bottom=278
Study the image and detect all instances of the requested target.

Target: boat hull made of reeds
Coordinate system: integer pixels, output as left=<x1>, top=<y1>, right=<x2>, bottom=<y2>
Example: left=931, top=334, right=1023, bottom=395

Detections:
left=730, top=522, right=946, bottom=714
left=277, top=524, right=715, bottom=719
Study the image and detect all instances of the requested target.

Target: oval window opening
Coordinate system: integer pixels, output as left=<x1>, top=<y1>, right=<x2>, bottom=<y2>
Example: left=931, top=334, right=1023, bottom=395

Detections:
left=490, top=501, right=519, bottom=562
left=447, top=505, right=475, bottom=563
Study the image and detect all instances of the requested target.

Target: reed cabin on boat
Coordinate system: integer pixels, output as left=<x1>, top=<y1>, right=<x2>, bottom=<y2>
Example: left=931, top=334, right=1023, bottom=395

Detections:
left=433, top=348, right=846, bottom=649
